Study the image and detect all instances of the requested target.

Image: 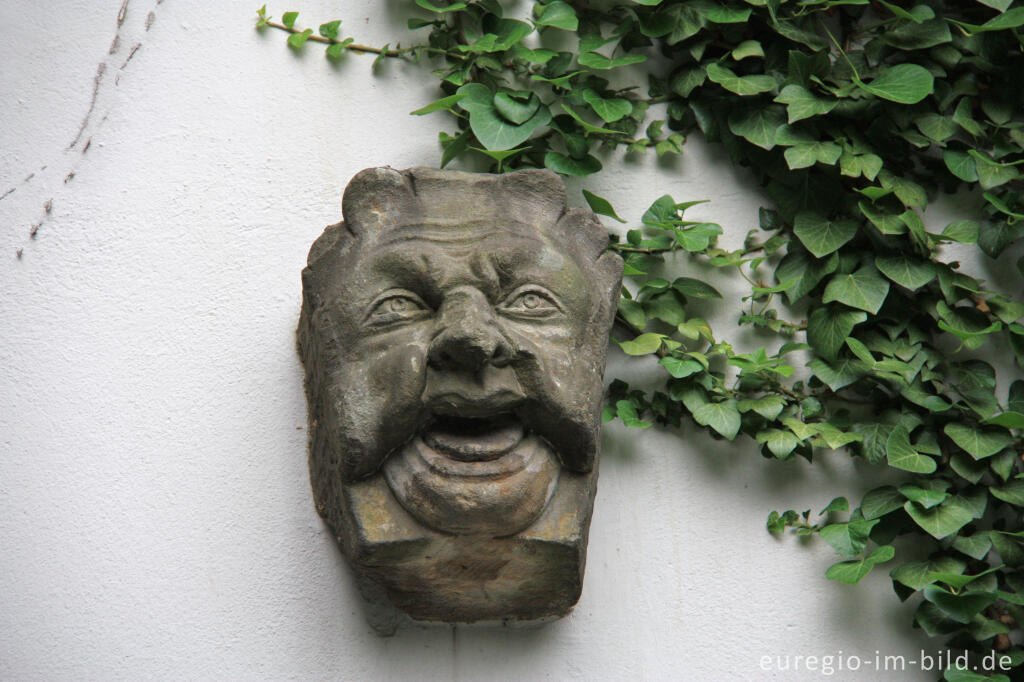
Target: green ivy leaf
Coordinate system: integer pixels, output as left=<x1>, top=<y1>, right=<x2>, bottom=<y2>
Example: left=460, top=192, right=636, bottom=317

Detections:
left=616, top=400, right=653, bottom=428
left=457, top=83, right=551, bottom=150
left=534, top=1, right=578, bottom=30
left=578, top=52, right=647, bottom=70
left=583, top=189, right=626, bottom=223
left=820, top=518, right=879, bottom=558
left=727, top=106, right=785, bottom=150
left=952, top=533, right=992, bottom=561
left=756, top=429, right=800, bottom=459
left=410, top=93, right=468, bottom=116
left=923, top=585, right=997, bottom=624
left=706, top=63, right=776, bottom=96
left=826, top=545, right=895, bottom=585
left=887, top=425, right=937, bottom=473
left=731, top=40, right=764, bottom=60
left=659, top=356, right=704, bottom=379
left=823, top=265, right=890, bottom=314
left=807, top=306, right=867, bottom=359
left=858, top=63, right=934, bottom=104
left=493, top=91, right=541, bottom=125
left=774, top=84, right=837, bottom=123
left=287, top=28, right=313, bottom=48
left=905, top=497, right=975, bottom=539
left=544, top=151, right=602, bottom=176
left=692, top=399, right=742, bottom=439
left=943, top=422, right=1014, bottom=460
left=672, top=277, right=721, bottom=299
left=861, top=486, right=905, bottom=519
left=793, top=212, right=858, bottom=258
left=807, top=357, right=869, bottom=391
left=581, top=88, right=633, bottom=123
left=990, top=478, right=1024, bottom=507
left=414, top=0, right=467, bottom=12
left=739, top=395, right=787, bottom=420
left=318, top=20, right=341, bottom=39
left=617, top=332, right=664, bottom=355
left=282, top=11, right=298, bottom=28
left=875, top=255, right=935, bottom=290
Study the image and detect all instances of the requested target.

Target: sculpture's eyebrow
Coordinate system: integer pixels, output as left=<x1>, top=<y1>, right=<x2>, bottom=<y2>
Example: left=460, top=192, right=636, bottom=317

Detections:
left=367, top=247, right=439, bottom=293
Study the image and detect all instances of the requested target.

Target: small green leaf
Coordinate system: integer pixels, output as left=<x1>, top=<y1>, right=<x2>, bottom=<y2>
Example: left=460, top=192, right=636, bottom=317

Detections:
left=457, top=83, right=552, bottom=150
left=617, top=332, right=664, bottom=355
left=410, top=93, right=468, bottom=116
left=534, top=1, right=578, bottom=30
left=325, top=38, right=353, bottom=58
left=282, top=11, right=298, bottom=28
left=615, top=400, right=653, bottom=428
left=692, top=400, right=742, bottom=440
left=944, top=422, right=1014, bottom=460
left=756, top=429, right=800, bottom=459
left=318, top=20, right=341, bottom=39
left=807, top=306, right=867, bottom=359
left=861, top=486, right=905, bottom=519
left=493, top=91, right=540, bottom=125
left=287, top=28, right=313, bottom=48
left=905, top=497, right=975, bottom=539
left=923, top=585, right=997, bottom=624
left=578, top=52, right=647, bottom=70
left=415, top=0, right=468, bottom=12
left=823, top=265, right=890, bottom=314
left=731, top=40, right=764, bottom=60
left=953, top=533, right=992, bottom=561
left=875, top=255, right=935, bottom=290
left=659, top=356, right=704, bottom=379
left=940, top=220, right=979, bottom=244
left=826, top=545, right=895, bottom=585
left=793, top=212, right=858, bottom=258
left=706, top=63, right=776, bottom=96
left=898, top=482, right=949, bottom=509
left=544, top=151, right=602, bottom=176
left=774, top=84, right=837, bottom=124
left=581, top=88, right=633, bottom=123
left=984, top=411, right=1024, bottom=429
left=887, top=425, right=937, bottom=473
left=820, top=518, right=879, bottom=558
left=858, top=63, right=934, bottom=104
left=672, top=277, right=721, bottom=299
left=727, top=106, right=785, bottom=150
left=807, top=356, right=868, bottom=391
left=582, top=189, right=626, bottom=223
left=738, top=395, right=787, bottom=420
left=991, top=478, right=1024, bottom=507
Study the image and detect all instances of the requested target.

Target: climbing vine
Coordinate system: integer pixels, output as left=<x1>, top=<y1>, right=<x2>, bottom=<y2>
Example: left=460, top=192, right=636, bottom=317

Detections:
left=260, top=1, right=1024, bottom=677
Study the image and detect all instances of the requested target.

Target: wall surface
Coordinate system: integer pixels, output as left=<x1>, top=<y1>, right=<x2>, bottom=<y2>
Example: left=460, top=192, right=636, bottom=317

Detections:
left=2, top=1, right=980, bottom=679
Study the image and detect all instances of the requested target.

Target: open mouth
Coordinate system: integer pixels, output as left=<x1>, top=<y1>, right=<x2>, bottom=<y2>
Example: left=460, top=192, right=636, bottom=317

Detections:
left=422, top=412, right=525, bottom=462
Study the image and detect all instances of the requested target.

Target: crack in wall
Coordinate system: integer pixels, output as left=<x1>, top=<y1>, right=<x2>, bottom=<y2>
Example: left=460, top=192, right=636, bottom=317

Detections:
left=6, top=0, right=166, bottom=258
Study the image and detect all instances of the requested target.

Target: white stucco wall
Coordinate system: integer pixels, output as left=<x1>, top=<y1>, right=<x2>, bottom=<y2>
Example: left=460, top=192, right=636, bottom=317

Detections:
left=3, top=1, right=982, bottom=679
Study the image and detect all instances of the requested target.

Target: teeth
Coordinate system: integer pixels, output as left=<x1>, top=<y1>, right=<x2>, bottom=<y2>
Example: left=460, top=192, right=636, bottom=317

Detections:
left=422, top=413, right=525, bottom=462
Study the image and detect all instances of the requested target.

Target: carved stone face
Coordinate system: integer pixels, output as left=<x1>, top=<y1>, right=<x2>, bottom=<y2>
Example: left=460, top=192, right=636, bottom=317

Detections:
left=298, top=167, right=622, bottom=628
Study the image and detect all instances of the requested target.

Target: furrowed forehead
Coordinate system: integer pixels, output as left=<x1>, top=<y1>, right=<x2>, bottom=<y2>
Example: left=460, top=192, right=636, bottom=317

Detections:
left=373, top=218, right=556, bottom=246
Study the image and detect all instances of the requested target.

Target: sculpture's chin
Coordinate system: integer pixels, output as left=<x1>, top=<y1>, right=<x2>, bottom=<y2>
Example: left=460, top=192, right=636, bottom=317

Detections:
left=382, top=423, right=560, bottom=537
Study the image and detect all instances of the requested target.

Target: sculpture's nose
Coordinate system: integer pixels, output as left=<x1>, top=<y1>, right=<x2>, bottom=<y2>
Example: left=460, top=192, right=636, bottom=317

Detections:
left=428, top=287, right=512, bottom=372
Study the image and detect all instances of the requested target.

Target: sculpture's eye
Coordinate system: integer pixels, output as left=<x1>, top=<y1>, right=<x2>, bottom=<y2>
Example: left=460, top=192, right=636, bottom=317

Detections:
left=365, top=291, right=429, bottom=327
left=499, top=286, right=561, bottom=319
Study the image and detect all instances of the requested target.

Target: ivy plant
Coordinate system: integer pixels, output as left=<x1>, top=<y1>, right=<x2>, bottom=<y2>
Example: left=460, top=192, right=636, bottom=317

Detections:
left=260, top=1, right=1024, bottom=676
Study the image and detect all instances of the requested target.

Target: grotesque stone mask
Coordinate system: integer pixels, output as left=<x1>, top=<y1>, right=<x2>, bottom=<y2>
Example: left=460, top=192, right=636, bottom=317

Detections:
left=298, top=167, right=622, bottom=629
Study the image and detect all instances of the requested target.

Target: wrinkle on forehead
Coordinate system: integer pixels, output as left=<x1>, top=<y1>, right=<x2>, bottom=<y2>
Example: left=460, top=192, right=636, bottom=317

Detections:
left=358, top=230, right=583, bottom=304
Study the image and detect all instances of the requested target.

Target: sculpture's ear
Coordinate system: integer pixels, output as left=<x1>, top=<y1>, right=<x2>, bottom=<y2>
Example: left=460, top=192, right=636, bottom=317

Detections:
left=342, top=167, right=418, bottom=236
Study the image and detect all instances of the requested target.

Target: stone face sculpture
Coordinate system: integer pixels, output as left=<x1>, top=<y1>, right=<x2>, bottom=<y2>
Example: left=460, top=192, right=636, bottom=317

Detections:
left=298, top=166, right=622, bottom=629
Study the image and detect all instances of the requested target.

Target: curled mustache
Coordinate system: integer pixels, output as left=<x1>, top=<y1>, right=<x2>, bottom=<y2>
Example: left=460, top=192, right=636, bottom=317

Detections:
left=371, top=364, right=597, bottom=476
